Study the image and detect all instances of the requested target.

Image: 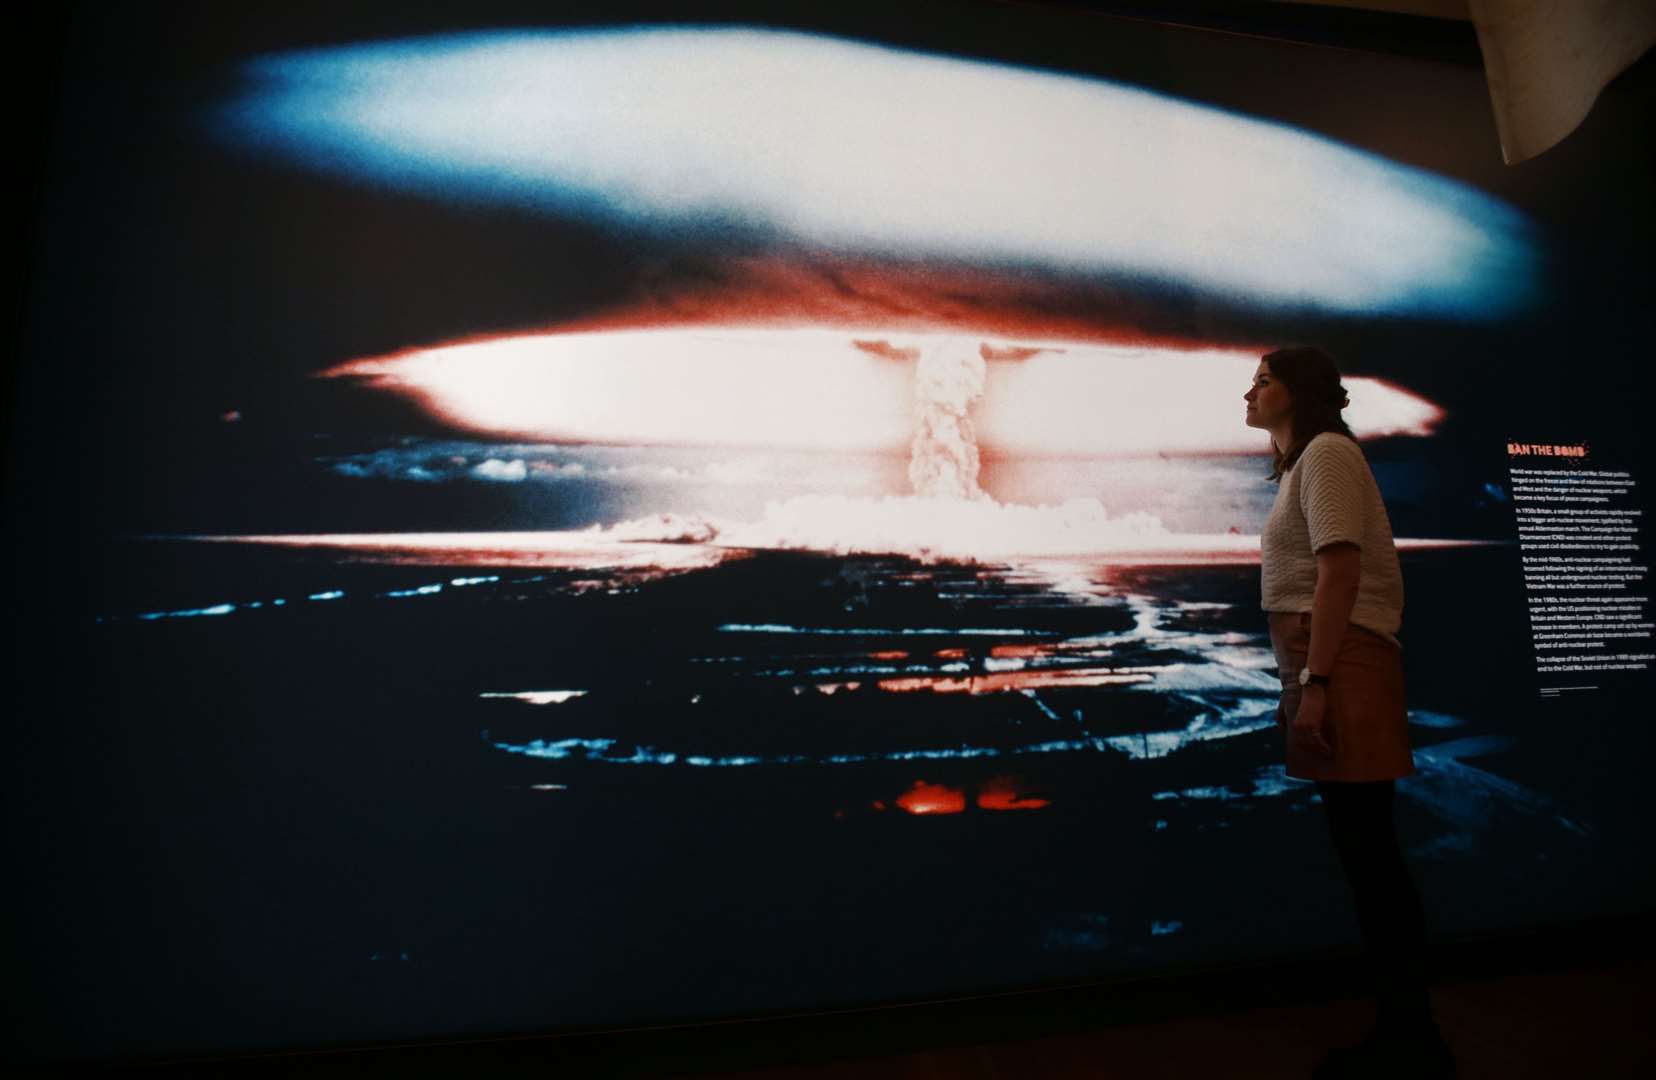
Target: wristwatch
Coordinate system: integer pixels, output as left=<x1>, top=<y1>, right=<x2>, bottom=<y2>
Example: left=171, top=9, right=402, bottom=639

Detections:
left=1298, top=667, right=1331, bottom=688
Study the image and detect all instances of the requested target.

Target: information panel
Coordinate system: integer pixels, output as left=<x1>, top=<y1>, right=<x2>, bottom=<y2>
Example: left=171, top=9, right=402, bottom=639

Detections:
left=1511, top=442, right=1652, bottom=694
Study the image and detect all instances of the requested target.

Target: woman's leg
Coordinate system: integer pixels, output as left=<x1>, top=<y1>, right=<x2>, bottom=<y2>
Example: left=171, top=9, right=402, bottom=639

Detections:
left=1314, top=779, right=1431, bottom=1030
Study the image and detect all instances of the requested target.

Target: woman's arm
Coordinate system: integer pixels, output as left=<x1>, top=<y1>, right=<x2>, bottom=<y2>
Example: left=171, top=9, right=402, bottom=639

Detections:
left=1294, top=438, right=1369, bottom=664
left=1293, top=541, right=1361, bottom=756
left=1306, top=541, right=1361, bottom=676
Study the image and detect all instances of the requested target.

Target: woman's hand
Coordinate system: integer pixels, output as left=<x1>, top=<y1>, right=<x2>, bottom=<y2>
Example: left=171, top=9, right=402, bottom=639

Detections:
left=1292, top=685, right=1335, bottom=758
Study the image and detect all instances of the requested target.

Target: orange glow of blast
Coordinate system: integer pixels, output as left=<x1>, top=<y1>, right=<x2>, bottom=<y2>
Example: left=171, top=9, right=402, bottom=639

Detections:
left=320, top=319, right=1444, bottom=476
left=878, top=671, right=1151, bottom=694
left=989, top=643, right=1052, bottom=659
left=896, top=781, right=967, bottom=815
left=880, top=676, right=976, bottom=693
left=977, top=776, right=1051, bottom=811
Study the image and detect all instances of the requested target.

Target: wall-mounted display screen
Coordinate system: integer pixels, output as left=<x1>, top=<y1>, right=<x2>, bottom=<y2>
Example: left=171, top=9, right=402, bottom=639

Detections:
left=11, top=0, right=1652, bottom=1061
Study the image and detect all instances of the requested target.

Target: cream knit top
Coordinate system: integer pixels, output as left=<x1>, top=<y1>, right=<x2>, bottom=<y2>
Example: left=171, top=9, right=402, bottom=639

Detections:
left=1261, top=432, right=1404, bottom=648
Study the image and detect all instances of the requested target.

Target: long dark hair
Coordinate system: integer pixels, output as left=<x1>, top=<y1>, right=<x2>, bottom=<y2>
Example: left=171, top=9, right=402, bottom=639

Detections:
left=1262, top=346, right=1355, bottom=482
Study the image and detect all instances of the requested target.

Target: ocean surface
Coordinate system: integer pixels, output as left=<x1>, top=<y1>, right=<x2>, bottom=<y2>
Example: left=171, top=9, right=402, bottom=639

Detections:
left=12, top=541, right=1642, bottom=1059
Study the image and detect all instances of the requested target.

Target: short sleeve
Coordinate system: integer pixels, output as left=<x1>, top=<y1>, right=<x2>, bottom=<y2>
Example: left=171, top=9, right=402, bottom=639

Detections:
left=1297, top=435, right=1368, bottom=553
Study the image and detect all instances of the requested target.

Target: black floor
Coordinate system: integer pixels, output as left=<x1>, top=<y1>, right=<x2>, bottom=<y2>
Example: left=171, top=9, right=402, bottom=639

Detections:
left=127, top=913, right=1655, bottom=1077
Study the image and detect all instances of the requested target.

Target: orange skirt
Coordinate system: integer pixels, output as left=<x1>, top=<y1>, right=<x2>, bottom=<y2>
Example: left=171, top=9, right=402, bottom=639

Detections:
left=1268, top=611, right=1415, bottom=782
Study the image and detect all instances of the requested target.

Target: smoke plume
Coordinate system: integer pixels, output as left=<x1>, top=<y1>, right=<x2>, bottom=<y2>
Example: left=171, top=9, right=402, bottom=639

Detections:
left=908, top=339, right=988, bottom=500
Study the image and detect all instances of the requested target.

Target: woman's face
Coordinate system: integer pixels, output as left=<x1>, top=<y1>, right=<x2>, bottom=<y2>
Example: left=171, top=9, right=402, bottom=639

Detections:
left=1243, top=360, right=1293, bottom=436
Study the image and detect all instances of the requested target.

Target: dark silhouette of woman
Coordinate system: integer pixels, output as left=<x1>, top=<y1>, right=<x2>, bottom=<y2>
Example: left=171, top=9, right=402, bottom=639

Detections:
left=1244, top=346, right=1455, bottom=1078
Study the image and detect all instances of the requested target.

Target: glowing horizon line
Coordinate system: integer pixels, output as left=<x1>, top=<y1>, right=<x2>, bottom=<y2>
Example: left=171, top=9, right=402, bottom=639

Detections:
left=164, top=529, right=1497, bottom=566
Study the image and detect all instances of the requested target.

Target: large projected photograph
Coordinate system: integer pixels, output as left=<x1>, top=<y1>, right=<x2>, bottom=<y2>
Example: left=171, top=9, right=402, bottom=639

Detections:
left=13, top=0, right=1652, bottom=1061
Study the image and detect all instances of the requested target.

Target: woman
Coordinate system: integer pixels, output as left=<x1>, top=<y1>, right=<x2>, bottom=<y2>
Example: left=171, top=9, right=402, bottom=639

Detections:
left=1244, top=347, right=1454, bottom=1079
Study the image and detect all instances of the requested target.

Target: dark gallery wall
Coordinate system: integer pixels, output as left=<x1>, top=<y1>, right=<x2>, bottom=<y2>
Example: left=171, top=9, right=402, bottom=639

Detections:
left=8, top=0, right=1653, bottom=1066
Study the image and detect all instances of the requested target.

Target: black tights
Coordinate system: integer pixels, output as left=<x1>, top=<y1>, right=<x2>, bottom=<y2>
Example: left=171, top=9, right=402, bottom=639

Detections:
left=1315, top=780, right=1431, bottom=1028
